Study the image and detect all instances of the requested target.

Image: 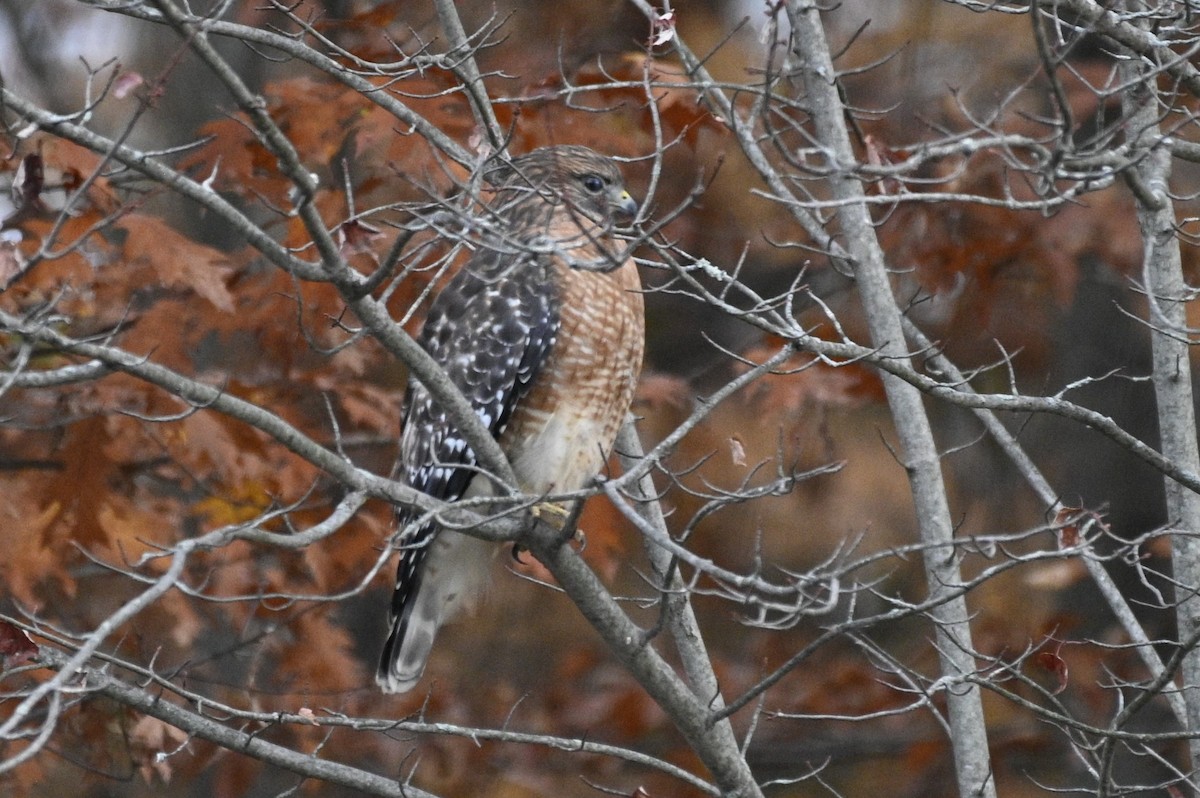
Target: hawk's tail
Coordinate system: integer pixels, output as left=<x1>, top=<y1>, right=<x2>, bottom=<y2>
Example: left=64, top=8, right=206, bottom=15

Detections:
left=377, top=534, right=437, bottom=694
left=376, top=529, right=495, bottom=694
left=377, top=578, right=439, bottom=693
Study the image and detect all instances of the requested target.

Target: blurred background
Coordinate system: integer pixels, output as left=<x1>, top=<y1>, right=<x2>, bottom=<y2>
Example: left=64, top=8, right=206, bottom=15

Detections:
left=1, top=1, right=1193, bottom=795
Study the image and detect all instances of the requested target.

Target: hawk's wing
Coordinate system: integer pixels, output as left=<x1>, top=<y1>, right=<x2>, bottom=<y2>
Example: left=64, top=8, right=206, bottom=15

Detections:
left=379, top=248, right=558, bottom=689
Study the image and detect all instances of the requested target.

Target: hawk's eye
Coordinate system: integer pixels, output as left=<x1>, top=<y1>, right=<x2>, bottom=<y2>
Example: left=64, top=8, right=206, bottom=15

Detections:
left=581, top=174, right=605, bottom=193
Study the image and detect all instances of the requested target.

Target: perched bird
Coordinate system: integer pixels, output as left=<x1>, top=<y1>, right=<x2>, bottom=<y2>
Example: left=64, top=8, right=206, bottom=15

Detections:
left=378, top=145, right=645, bottom=693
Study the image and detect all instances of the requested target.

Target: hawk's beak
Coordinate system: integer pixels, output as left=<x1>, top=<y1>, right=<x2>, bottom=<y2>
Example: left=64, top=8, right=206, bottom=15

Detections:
left=613, top=188, right=638, bottom=218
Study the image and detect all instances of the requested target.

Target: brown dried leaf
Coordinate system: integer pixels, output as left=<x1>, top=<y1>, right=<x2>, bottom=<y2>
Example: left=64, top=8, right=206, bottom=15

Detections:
left=129, top=714, right=189, bottom=784
left=649, top=9, right=677, bottom=47
left=118, top=216, right=235, bottom=312
left=331, top=382, right=401, bottom=434
left=736, top=341, right=881, bottom=410
left=0, top=620, right=37, bottom=668
left=157, top=591, right=203, bottom=649
left=337, top=217, right=385, bottom=257
left=729, top=435, right=747, bottom=467
left=10, top=154, right=46, bottom=217
left=1033, top=644, right=1070, bottom=695
left=0, top=239, right=26, bottom=290
left=96, top=499, right=175, bottom=564
left=277, top=613, right=364, bottom=691
left=1053, top=506, right=1107, bottom=550
left=0, top=496, right=68, bottom=607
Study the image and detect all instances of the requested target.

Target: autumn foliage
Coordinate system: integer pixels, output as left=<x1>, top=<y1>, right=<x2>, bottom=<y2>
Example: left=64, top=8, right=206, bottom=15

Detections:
left=2, top=1, right=1199, bottom=797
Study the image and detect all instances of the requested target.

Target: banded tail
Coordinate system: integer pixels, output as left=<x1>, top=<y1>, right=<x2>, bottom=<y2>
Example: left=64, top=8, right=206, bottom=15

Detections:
left=376, top=528, right=496, bottom=693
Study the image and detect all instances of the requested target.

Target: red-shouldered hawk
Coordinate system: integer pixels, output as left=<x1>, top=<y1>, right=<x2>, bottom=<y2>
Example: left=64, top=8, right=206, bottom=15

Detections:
left=377, top=145, right=645, bottom=693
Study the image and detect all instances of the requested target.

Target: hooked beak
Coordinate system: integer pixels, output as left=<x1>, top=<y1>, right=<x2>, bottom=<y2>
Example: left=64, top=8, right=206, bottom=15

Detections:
left=612, top=188, right=638, bottom=218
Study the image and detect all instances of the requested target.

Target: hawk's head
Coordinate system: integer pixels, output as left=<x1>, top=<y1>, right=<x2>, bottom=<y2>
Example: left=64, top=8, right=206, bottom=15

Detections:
left=486, top=145, right=638, bottom=228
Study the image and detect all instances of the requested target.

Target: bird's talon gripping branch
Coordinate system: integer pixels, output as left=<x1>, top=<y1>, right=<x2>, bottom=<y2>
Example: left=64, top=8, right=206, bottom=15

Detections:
left=569, top=527, right=587, bottom=550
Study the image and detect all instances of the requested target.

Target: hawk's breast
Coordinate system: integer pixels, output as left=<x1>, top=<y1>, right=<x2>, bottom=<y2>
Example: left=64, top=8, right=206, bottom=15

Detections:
left=501, top=255, right=644, bottom=495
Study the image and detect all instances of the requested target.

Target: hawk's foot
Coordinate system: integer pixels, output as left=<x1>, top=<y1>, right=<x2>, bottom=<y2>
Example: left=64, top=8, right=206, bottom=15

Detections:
left=531, top=501, right=570, bottom=528
left=530, top=501, right=586, bottom=547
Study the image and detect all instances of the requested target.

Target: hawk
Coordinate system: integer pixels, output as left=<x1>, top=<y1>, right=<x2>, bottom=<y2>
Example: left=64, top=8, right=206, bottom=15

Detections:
left=377, top=145, right=645, bottom=693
